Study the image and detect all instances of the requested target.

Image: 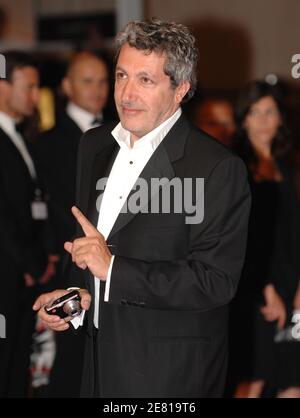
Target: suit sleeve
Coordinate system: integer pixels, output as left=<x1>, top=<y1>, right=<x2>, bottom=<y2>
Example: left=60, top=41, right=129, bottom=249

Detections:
left=107, top=156, right=251, bottom=311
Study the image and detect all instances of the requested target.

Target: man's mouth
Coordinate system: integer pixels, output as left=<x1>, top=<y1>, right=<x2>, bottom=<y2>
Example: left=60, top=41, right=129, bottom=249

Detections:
left=121, top=106, right=143, bottom=115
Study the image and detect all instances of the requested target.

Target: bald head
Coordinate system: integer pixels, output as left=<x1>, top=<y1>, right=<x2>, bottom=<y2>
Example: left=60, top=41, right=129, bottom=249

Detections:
left=62, top=51, right=109, bottom=115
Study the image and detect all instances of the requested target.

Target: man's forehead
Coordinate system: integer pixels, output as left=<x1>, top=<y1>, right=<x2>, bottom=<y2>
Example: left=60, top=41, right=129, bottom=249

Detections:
left=69, top=58, right=107, bottom=78
left=117, top=44, right=166, bottom=71
left=11, top=66, right=39, bottom=81
left=119, top=43, right=165, bottom=56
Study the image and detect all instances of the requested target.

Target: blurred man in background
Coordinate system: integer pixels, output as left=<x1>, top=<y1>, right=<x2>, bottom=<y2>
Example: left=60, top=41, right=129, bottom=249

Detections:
left=35, top=51, right=112, bottom=397
left=0, top=51, right=56, bottom=397
left=36, top=51, right=112, bottom=266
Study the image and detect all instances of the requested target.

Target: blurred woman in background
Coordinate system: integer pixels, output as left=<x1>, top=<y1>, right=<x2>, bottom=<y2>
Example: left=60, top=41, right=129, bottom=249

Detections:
left=228, top=80, right=300, bottom=397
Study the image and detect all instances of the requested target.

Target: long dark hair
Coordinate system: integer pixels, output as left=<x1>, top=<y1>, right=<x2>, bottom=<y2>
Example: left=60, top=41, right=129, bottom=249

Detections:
left=234, top=80, right=291, bottom=166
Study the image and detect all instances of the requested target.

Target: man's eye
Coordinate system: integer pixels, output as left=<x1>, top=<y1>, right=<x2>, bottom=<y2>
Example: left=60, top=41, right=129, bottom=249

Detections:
left=116, top=72, right=126, bottom=80
left=249, top=109, right=259, bottom=117
left=266, top=108, right=278, bottom=116
left=141, top=77, right=153, bottom=85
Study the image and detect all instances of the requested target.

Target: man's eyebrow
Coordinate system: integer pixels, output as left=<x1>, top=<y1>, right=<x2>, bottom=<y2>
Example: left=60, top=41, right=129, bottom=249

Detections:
left=137, top=71, right=157, bottom=79
left=115, top=66, right=157, bottom=79
left=115, top=66, right=127, bottom=73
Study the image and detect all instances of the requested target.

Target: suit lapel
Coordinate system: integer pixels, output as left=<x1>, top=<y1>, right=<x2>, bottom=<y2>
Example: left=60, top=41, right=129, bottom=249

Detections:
left=60, top=112, right=83, bottom=137
left=0, top=127, right=34, bottom=183
left=80, top=129, right=118, bottom=325
left=87, top=142, right=119, bottom=228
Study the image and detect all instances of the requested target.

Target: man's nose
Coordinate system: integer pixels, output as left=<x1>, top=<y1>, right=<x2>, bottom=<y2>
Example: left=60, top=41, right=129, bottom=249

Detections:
left=258, top=111, right=270, bottom=120
left=121, top=78, right=136, bottom=102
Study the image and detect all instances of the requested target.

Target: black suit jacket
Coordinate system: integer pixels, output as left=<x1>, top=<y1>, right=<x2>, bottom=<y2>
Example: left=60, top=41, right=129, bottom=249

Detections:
left=0, top=128, right=47, bottom=283
left=35, top=111, right=114, bottom=259
left=35, top=111, right=116, bottom=397
left=0, top=127, right=49, bottom=395
left=35, top=112, right=83, bottom=256
left=72, top=114, right=251, bottom=397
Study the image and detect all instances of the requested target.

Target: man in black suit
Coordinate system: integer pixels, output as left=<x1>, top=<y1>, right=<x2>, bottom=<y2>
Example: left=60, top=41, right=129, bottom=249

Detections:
left=36, top=51, right=111, bottom=270
left=0, top=52, right=56, bottom=397
left=34, top=19, right=251, bottom=398
left=35, top=51, right=111, bottom=397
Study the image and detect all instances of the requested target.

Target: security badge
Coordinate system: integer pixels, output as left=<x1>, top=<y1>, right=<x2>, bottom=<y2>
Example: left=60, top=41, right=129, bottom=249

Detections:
left=31, top=188, right=48, bottom=220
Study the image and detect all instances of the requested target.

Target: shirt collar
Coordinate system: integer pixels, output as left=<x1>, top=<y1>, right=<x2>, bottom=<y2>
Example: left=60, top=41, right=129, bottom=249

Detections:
left=0, top=111, right=20, bottom=136
left=111, top=107, right=182, bottom=151
left=66, top=102, right=103, bottom=133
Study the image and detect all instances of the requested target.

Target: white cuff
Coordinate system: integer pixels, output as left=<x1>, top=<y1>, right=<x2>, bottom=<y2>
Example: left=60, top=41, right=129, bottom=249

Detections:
left=70, top=310, right=85, bottom=329
left=104, top=255, right=115, bottom=302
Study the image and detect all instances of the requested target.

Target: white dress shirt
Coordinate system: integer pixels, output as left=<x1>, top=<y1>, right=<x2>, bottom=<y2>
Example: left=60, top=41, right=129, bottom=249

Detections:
left=92, top=107, right=182, bottom=328
left=66, top=102, right=103, bottom=133
left=0, top=111, right=37, bottom=179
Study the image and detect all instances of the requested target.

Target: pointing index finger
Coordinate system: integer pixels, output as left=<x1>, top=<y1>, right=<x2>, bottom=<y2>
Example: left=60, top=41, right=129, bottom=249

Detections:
left=71, top=206, right=97, bottom=237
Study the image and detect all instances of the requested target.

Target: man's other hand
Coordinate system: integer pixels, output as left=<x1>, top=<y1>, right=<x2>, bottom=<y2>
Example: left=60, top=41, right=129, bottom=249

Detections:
left=32, top=288, right=91, bottom=332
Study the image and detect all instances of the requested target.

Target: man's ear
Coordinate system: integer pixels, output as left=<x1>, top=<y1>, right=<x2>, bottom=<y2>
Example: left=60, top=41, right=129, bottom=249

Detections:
left=0, top=79, right=10, bottom=95
left=242, top=118, right=249, bottom=131
left=61, top=77, right=72, bottom=98
left=175, top=81, right=190, bottom=104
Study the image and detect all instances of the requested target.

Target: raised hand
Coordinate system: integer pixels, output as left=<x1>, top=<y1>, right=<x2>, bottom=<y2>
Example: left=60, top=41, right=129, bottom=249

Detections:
left=64, top=206, right=112, bottom=280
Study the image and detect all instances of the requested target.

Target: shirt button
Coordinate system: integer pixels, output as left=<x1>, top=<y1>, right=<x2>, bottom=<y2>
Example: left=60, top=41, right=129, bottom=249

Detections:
left=129, top=161, right=133, bottom=165
left=119, top=196, right=123, bottom=199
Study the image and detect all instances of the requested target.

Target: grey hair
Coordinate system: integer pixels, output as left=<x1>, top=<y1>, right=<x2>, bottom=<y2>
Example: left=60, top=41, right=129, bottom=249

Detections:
left=115, top=18, right=198, bottom=102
